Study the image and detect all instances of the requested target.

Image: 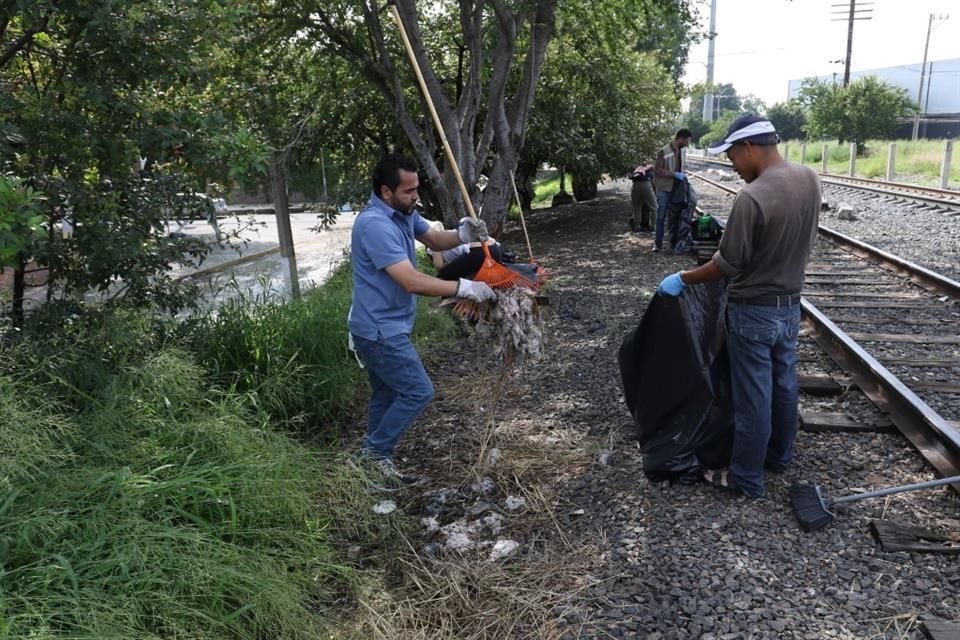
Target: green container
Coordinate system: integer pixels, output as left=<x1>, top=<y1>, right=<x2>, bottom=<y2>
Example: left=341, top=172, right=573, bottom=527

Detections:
left=696, top=215, right=712, bottom=240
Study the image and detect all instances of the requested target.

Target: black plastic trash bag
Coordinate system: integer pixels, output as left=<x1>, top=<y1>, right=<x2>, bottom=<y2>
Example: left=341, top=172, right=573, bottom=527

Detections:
left=617, top=280, right=734, bottom=482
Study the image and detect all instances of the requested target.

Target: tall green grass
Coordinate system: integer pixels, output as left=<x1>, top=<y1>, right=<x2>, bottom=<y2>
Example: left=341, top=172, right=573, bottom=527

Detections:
left=190, top=260, right=458, bottom=435
left=0, top=350, right=390, bottom=638
left=530, top=168, right=567, bottom=207
left=0, top=260, right=450, bottom=638
left=781, top=138, right=958, bottom=185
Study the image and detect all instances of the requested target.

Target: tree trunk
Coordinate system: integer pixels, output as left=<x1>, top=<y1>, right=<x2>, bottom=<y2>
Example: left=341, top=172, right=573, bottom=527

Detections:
left=12, top=253, right=25, bottom=326
left=315, top=0, right=557, bottom=230
left=572, top=175, right=598, bottom=201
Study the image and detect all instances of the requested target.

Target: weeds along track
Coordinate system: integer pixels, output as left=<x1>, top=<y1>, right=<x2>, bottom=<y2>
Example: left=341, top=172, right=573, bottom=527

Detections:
left=691, top=169, right=960, bottom=479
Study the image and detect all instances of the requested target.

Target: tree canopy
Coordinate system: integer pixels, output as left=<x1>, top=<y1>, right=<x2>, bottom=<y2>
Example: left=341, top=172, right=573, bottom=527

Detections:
left=681, top=82, right=764, bottom=146
left=765, top=100, right=807, bottom=141
left=1, top=0, right=699, bottom=319
left=799, top=76, right=916, bottom=152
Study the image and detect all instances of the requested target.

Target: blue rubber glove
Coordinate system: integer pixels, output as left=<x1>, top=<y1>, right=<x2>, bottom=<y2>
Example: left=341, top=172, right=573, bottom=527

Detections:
left=658, top=272, right=686, bottom=296
left=674, top=172, right=686, bottom=181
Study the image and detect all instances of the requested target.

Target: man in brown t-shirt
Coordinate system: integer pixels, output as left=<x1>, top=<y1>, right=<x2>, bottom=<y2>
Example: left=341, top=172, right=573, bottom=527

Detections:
left=656, top=115, right=821, bottom=497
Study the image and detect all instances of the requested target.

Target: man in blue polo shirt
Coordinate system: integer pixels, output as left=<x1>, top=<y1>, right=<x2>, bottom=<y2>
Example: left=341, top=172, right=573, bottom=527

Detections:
left=349, top=153, right=496, bottom=485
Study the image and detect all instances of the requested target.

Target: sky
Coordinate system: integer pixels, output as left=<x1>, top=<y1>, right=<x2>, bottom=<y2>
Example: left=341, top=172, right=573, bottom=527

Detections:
left=681, top=0, right=960, bottom=107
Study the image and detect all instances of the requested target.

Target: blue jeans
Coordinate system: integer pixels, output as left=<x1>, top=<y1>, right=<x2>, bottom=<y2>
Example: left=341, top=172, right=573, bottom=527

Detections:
left=654, top=191, right=671, bottom=248
left=351, top=333, right=434, bottom=460
left=726, top=303, right=801, bottom=497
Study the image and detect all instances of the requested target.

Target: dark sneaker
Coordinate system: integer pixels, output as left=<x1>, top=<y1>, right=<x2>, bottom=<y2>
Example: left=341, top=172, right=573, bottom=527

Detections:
left=651, top=245, right=661, bottom=253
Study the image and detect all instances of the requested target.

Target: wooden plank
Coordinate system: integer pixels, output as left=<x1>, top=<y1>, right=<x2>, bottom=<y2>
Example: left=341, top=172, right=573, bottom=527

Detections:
left=831, top=316, right=947, bottom=326
left=809, top=301, right=949, bottom=309
left=880, top=357, right=960, bottom=368
left=806, top=270, right=873, bottom=276
left=798, top=375, right=845, bottom=396
left=922, top=617, right=960, bottom=640
left=845, top=333, right=960, bottom=345
left=803, top=291, right=924, bottom=299
left=910, top=382, right=960, bottom=394
left=804, top=279, right=900, bottom=286
left=870, top=520, right=960, bottom=555
left=800, top=410, right=895, bottom=433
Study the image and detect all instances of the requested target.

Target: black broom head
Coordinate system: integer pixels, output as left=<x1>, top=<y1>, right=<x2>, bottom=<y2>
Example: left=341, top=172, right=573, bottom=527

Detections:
left=790, top=482, right=835, bottom=532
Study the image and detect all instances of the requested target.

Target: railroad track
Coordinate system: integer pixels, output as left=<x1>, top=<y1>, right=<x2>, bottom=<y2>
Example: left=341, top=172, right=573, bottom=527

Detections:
left=688, top=154, right=960, bottom=216
left=691, top=171, right=960, bottom=482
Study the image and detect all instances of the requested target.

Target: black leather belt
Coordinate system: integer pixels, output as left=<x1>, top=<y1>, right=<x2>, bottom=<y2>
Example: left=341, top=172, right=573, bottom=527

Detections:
left=730, top=293, right=802, bottom=307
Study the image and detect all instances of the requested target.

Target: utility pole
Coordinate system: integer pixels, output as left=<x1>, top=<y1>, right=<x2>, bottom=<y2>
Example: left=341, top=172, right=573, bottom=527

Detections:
left=701, top=0, right=718, bottom=122
left=830, top=1, right=873, bottom=87
left=912, top=13, right=949, bottom=141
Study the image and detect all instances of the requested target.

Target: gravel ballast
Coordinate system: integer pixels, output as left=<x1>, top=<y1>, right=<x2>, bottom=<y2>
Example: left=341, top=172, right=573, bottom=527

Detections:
left=372, top=177, right=960, bottom=639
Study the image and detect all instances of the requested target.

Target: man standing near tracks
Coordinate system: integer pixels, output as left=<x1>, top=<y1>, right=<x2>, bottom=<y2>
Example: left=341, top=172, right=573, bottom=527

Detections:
left=652, top=128, right=692, bottom=252
left=656, top=115, right=822, bottom=498
left=349, top=153, right=496, bottom=486
left=630, top=162, right=656, bottom=232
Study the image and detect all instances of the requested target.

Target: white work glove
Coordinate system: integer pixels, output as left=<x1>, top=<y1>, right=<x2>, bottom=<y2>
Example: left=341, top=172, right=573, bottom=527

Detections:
left=457, top=217, right=489, bottom=243
left=457, top=278, right=497, bottom=303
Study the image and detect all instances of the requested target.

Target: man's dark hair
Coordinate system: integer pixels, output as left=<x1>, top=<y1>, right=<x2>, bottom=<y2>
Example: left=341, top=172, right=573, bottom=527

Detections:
left=675, top=128, right=693, bottom=139
left=372, top=153, right=418, bottom=195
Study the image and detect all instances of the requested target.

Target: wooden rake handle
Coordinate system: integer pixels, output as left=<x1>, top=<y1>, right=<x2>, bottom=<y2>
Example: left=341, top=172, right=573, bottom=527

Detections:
left=389, top=6, right=474, bottom=220
left=388, top=4, right=495, bottom=265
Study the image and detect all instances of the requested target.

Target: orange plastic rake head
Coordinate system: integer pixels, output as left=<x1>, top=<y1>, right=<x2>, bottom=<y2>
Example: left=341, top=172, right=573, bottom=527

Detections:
left=474, top=242, right=538, bottom=291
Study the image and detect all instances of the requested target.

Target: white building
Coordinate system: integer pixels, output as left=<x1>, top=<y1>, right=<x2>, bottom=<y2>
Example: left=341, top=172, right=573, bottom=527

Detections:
left=788, top=57, right=960, bottom=138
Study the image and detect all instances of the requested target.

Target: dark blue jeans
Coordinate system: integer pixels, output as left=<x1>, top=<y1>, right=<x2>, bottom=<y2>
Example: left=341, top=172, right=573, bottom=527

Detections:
left=654, top=191, right=671, bottom=248
left=351, top=333, right=434, bottom=461
left=726, top=302, right=801, bottom=497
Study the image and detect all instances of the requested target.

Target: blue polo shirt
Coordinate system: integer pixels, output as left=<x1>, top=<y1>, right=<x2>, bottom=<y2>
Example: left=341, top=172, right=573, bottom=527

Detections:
left=349, top=194, right=430, bottom=340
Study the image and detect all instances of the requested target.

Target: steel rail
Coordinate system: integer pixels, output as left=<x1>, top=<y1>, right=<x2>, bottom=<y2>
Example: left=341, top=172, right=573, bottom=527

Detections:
left=820, top=173, right=960, bottom=201
left=689, top=171, right=960, bottom=478
left=801, top=301, right=960, bottom=479
left=817, top=226, right=960, bottom=299
left=692, top=172, right=960, bottom=299
left=688, top=155, right=960, bottom=207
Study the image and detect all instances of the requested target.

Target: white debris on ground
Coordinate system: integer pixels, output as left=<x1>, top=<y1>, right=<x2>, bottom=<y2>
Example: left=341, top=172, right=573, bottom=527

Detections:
left=504, top=495, right=526, bottom=511
left=471, top=476, right=497, bottom=495
left=436, top=512, right=506, bottom=553
left=421, top=516, right=441, bottom=533
left=488, top=539, right=519, bottom=561
left=439, top=521, right=475, bottom=552
left=373, top=500, right=397, bottom=515
left=474, top=287, right=544, bottom=362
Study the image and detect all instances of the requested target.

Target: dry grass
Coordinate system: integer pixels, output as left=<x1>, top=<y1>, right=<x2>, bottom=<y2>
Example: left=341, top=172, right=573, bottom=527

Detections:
left=334, top=355, right=601, bottom=639
left=347, top=541, right=600, bottom=640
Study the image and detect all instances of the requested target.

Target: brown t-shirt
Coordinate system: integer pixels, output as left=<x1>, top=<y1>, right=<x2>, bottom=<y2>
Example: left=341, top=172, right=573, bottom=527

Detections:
left=713, top=162, right=822, bottom=299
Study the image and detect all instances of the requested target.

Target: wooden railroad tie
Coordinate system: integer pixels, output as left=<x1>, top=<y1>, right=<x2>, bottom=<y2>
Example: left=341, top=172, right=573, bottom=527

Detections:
left=800, top=410, right=895, bottom=434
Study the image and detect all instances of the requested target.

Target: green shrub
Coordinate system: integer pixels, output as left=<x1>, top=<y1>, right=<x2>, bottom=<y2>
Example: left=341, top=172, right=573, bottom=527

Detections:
left=190, top=261, right=458, bottom=435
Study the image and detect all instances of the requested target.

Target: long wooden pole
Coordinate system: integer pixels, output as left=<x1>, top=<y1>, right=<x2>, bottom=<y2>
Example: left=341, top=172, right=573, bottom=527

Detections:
left=389, top=4, right=477, bottom=221
left=509, top=171, right=535, bottom=263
